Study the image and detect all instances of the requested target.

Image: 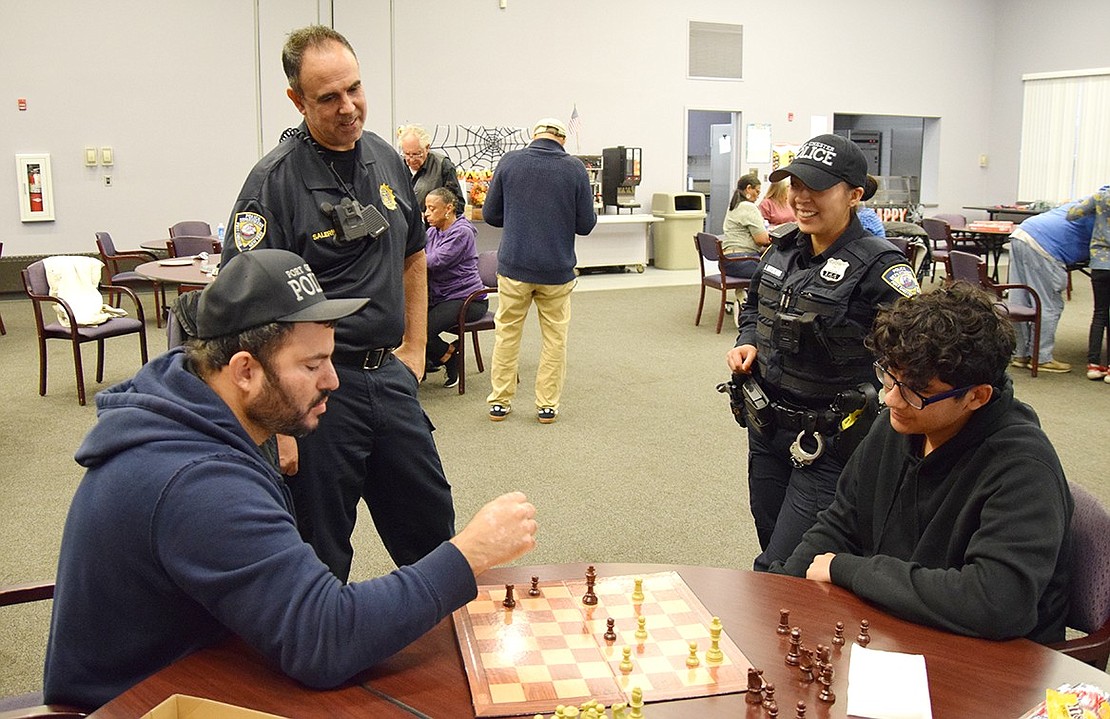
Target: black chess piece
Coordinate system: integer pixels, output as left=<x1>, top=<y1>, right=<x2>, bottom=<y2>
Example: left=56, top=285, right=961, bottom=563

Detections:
left=502, top=584, right=516, bottom=609
left=832, top=620, right=846, bottom=646
left=604, top=617, right=617, bottom=642
left=818, top=664, right=836, bottom=704
left=583, top=565, right=598, bottom=606
left=528, top=576, right=541, bottom=597
left=777, top=608, right=790, bottom=635
left=785, top=627, right=802, bottom=666
left=857, top=619, right=871, bottom=646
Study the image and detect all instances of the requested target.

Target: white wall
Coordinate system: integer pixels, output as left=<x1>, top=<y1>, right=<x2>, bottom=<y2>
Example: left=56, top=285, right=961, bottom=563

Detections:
left=2, top=0, right=1106, bottom=257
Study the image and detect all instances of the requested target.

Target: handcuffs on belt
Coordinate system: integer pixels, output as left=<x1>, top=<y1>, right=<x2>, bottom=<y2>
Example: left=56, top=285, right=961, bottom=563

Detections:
left=789, top=429, right=825, bottom=468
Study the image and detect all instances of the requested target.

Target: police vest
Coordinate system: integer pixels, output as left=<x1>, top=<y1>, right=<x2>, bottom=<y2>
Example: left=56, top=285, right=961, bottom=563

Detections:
left=755, top=234, right=904, bottom=403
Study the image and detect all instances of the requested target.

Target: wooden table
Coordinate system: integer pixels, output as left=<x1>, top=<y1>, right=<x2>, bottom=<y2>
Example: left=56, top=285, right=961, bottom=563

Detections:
left=139, top=239, right=171, bottom=253
left=135, top=259, right=215, bottom=287
left=92, top=563, right=1107, bottom=718
left=964, top=205, right=1044, bottom=223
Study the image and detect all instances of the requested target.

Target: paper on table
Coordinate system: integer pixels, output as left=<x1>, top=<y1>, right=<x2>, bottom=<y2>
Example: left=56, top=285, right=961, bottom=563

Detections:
left=846, top=644, right=933, bottom=719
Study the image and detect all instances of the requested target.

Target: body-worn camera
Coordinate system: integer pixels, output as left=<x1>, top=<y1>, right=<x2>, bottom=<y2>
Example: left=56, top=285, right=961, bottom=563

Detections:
left=321, top=197, right=390, bottom=243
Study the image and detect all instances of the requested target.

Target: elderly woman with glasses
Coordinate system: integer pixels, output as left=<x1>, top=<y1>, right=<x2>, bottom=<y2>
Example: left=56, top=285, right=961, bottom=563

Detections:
left=725, top=134, right=921, bottom=572
left=397, top=124, right=464, bottom=216
left=772, top=283, right=1072, bottom=645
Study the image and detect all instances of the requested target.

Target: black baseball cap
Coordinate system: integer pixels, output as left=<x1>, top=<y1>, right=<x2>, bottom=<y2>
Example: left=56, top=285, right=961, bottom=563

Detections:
left=196, top=249, right=369, bottom=339
left=769, top=134, right=877, bottom=201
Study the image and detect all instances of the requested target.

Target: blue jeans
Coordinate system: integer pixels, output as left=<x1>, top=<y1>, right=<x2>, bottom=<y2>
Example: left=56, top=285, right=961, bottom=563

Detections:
left=747, top=425, right=845, bottom=572
left=1007, top=233, right=1067, bottom=363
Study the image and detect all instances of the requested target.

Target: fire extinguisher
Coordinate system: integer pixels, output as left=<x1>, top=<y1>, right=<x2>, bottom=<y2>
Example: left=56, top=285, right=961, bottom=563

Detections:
left=28, top=166, right=43, bottom=212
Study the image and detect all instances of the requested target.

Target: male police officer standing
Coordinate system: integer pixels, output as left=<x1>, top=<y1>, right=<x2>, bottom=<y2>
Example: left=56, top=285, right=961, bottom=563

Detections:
left=726, top=134, right=920, bottom=572
left=223, top=25, right=452, bottom=581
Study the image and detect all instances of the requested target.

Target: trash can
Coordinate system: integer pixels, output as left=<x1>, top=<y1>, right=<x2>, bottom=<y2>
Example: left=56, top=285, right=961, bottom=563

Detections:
left=651, top=192, right=706, bottom=269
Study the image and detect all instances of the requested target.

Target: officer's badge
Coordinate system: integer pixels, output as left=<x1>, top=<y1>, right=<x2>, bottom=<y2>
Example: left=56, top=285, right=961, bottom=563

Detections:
left=819, top=258, right=849, bottom=283
left=233, top=212, right=267, bottom=251
left=883, top=263, right=921, bottom=297
left=379, top=183, right=398, bottom=211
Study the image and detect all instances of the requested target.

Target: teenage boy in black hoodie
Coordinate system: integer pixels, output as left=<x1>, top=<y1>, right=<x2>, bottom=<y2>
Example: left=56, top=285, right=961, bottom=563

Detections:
left=775, top=282, right=1072, bottom=643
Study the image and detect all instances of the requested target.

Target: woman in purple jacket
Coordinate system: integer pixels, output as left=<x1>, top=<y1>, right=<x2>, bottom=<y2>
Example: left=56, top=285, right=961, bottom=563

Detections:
left=424, top=187, right=488, bottom=387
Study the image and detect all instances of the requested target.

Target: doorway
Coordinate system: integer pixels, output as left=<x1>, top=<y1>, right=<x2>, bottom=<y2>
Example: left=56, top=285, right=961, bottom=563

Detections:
left=687, top=110, right=741, bottom=235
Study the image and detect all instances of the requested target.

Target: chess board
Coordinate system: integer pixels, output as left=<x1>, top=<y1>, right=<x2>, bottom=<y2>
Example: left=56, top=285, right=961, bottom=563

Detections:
left=452, top=571, right=753, bottom=717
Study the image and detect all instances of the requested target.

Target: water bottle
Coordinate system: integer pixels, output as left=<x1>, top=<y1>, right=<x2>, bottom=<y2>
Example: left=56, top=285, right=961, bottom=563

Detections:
left=217, top=223, right=226, bottom=242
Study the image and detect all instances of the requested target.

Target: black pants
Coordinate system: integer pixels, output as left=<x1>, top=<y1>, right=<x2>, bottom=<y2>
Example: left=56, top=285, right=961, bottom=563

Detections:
left=427, top=298, right=489, bottom=366
left=747, top=425, right=845, bottom=572
left=1089, top=270, right=1110, bottom=365
left=288, top=355, right=455, bottom=581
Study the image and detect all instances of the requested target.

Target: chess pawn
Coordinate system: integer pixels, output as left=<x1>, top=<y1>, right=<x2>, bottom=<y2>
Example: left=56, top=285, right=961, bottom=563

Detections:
left=857, top=619, right=871, bottom=646
left=818, top=664, right=836, bottom=704
left=785, top=627, right=802, bottom=666
left=832, top=620, right=846, bottom=647
left=762, top=682, right=776, bottom=710
left=619, top=645, right=634, bottom=674
left=777, top=608, right=790, bottom=635
left=795, top=699, right=807, bottom=718
left=604, top=617, right=617, bottom=642
left=634, top=615, right=648, bottom=641
left=686, top=640, right=700, bottom=668
left=767, top=702, right=779, bottom=718
left=563, top=708, right=579, bottom=718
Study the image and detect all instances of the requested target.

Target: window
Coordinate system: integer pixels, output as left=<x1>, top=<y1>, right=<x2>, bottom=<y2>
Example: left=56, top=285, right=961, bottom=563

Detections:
left=1019, top=69, right=1110, bottom=203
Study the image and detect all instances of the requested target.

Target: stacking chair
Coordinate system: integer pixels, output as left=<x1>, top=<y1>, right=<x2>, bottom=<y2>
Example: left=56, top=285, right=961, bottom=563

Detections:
left=168, top=220, right=212, bottom=238
left=1049, top=482, right=1110, bottom=671
left=945, top=250, right=1042, bottom=377
left=921, top=217, right=955, bottom=282
left=932, top=213, right=967, bottom=231
left=0, top=582, right=90, bottom=718
left=94, top=231, right=164, bottom=328
left=449, top=251, right=498, bottom=395
left=694, top=233, right=759, bottom=334
left=21, top=260, right=149, bottom=405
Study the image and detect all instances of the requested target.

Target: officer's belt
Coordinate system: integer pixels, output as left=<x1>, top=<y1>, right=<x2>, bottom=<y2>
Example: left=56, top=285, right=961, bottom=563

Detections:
left=331, top=347, right=394, bottom=371
left=770, top=401, right=845, bottom=435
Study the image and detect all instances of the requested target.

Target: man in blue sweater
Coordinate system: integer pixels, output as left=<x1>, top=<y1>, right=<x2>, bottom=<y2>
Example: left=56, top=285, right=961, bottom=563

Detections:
left=482, top=117, right=597, bottom=423
left=44, top=250, right=538, bottom=709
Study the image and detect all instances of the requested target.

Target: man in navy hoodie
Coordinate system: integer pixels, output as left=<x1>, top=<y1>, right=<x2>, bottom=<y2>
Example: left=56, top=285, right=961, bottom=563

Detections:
left=44, top=249, right=538, bottom=709
left=482, top=117, right=597, bottom=424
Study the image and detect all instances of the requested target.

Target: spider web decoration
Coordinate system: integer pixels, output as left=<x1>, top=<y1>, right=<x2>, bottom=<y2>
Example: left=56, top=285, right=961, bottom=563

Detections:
left=428, top=125, right=530, bottom=170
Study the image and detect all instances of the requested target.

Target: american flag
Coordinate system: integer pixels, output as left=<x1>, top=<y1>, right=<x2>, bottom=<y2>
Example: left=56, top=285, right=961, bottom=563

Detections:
left=568, top=105, right=582, bottom=136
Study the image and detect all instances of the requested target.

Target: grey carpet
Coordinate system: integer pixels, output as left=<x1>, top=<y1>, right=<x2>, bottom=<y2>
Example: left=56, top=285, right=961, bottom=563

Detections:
left=2, top=273, right=1108, bottom=697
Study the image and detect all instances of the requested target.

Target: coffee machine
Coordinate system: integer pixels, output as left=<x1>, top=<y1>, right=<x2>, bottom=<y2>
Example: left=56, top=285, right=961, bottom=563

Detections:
left=602, top=146, right=642, bottom=212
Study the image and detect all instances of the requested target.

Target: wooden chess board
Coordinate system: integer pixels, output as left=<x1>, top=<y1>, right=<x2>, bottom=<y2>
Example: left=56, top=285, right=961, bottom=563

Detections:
left=452, top=571, right=753, bottom=717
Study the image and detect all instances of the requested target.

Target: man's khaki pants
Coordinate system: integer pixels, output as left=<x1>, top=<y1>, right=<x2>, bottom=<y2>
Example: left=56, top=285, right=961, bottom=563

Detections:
left=486, top=276, right=575, bottom=410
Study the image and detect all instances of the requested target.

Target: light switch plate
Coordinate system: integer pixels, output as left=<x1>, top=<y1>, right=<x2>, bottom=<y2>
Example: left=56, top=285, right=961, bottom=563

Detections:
left=84, top=147, right=98, bottom=166
left=100, top=147, right=114, bottom=166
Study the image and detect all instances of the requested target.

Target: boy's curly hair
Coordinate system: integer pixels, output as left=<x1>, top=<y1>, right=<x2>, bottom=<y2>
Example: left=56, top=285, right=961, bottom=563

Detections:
left=865, top=282, right=1016, bottom=392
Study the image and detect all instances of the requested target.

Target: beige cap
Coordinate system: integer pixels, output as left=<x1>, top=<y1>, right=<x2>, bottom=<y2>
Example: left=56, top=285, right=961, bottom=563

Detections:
left=532, top=117, right=568, bottom=138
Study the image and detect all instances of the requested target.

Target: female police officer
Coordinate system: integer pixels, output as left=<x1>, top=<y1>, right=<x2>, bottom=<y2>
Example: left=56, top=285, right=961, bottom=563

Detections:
left=726, top=134, right=920, bottom=571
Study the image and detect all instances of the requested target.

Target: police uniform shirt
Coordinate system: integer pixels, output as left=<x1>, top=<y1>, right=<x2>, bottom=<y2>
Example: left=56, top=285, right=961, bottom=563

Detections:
left=223, top=122, right=424, bottom=354
left=738, top=214, right=920, bottom=404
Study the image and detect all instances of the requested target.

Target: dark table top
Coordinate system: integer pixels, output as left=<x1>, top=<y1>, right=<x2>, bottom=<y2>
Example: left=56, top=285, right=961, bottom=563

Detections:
left=91, top=563, right=1107, bottom=718
left=134, top=259, right=214, bottom=285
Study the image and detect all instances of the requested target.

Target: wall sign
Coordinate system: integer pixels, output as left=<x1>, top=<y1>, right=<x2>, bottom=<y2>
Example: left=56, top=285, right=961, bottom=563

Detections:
left=16, top=153, right=55, bottom=222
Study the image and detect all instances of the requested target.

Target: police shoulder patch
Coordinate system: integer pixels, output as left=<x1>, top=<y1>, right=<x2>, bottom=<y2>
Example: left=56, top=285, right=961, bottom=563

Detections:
left=883, top=263, right=921, bottom=297
left=234, top=211, right=267, bottom=251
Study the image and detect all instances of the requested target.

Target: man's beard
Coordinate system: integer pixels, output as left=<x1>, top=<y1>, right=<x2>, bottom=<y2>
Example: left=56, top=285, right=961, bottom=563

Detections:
left=245, top=365, right=330, bottom=438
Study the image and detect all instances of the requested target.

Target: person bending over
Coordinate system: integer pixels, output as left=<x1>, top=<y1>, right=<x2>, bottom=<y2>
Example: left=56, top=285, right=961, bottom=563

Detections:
left=774, top=282, right=1071, bottom=643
